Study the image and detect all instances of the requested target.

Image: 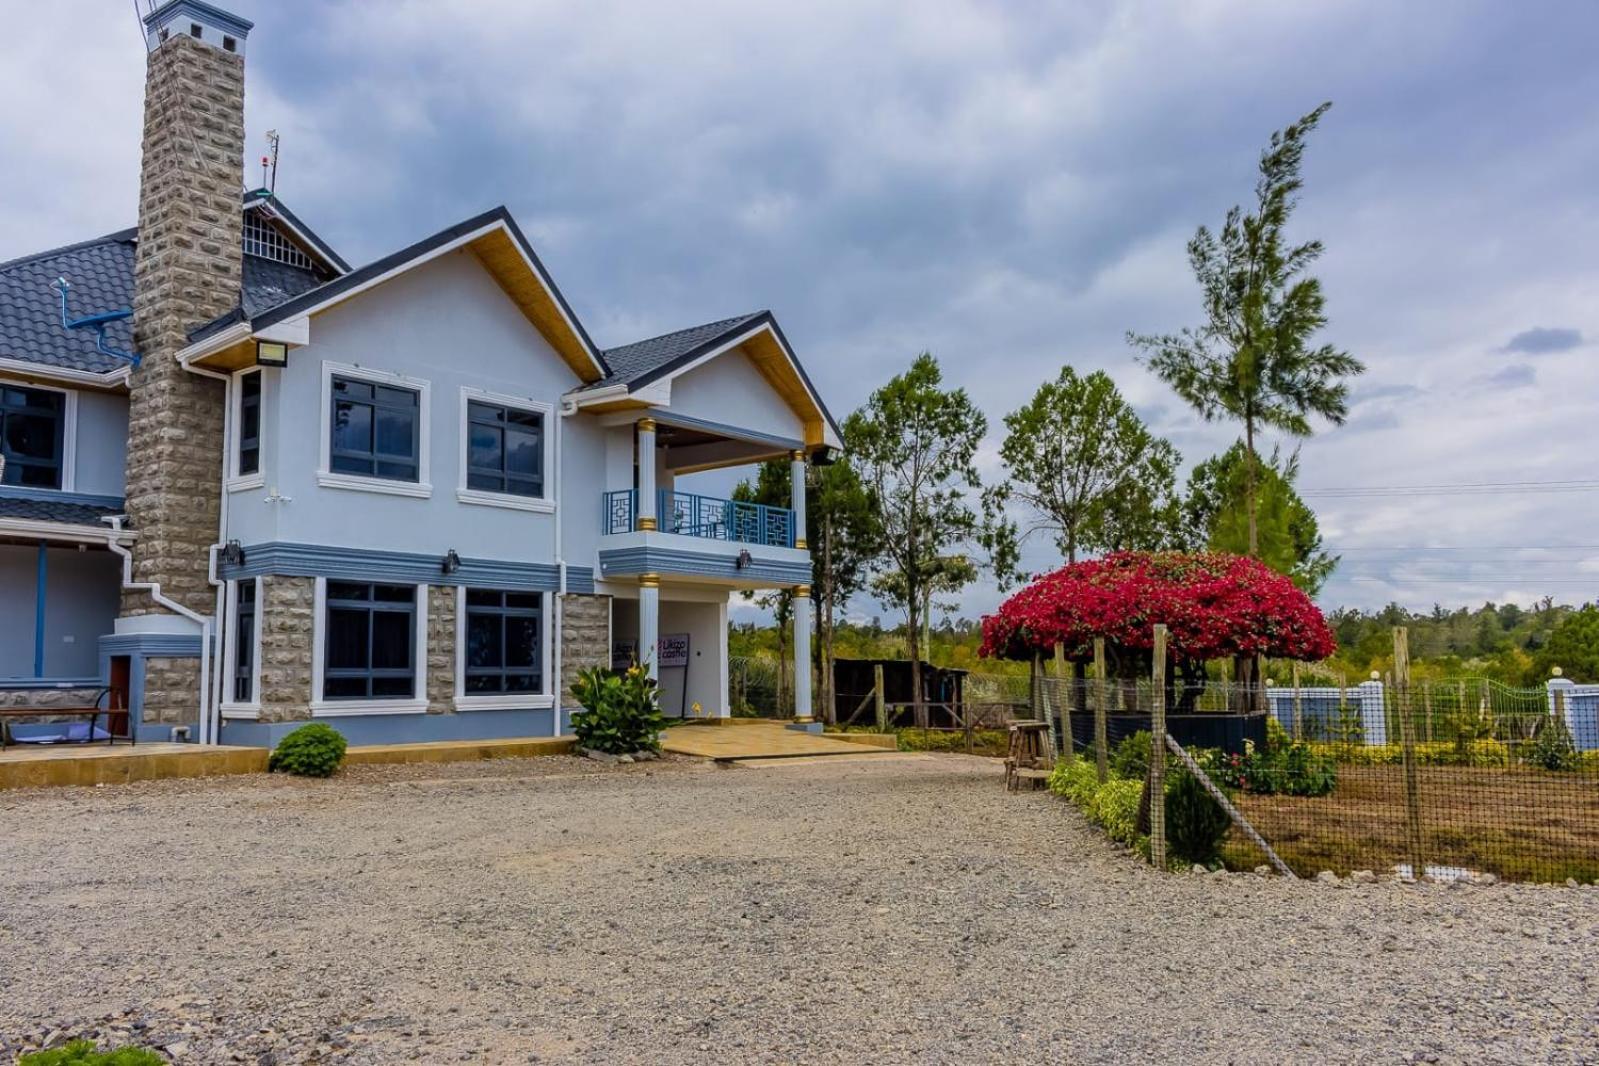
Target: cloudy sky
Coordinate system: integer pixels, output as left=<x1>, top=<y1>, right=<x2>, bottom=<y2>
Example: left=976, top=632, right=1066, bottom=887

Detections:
left=4, top=1, right=1598, bottom=623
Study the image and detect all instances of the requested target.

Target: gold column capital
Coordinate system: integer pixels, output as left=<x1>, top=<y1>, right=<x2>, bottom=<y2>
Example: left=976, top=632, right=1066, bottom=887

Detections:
left=637, top=417, right=657, bottom=433
left=793, top=538, right=808, bottom=550
left=789, top=449, right=806, bottom=462
left=793, top=584, right=811, bottom=597
left=637, top=516, right=658, bottom=531
left=639, top=573, right=660, bottom=588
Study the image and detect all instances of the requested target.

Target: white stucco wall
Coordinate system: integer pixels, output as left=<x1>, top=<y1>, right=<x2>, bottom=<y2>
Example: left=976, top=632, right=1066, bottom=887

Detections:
left=610, top=590, right=729, bottom=717
left=663, top=346, right=805, bottom=443
left=224, top=251, right=593, bottom=564
left=74, top=389, right=129, bottom=497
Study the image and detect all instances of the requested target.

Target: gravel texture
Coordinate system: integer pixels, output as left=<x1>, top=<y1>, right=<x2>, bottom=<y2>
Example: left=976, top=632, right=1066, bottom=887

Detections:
left=1, top=751, right=1596, bottom=1064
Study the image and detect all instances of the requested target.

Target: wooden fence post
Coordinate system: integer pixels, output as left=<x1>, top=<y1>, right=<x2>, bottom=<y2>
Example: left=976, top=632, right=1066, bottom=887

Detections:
left=873, top=664, right=886, bottom=731
left=1093, top=638, right=1109, bottom=783
left=1052, top=642, right=1073, bottom=762
left=1033, top=653, right=1058, bottom=758
left=1394, top=627, right=1426, bottom=879
left=1150, top=624, right=1169, bottom=870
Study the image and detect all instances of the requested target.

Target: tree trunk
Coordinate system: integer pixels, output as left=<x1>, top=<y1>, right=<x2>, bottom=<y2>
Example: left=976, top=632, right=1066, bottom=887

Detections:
left=776, top=617, right=787, bottom=718
left=908, top=596, right=925, bottom=730
left=1244, top=418, right=1259, bottom=558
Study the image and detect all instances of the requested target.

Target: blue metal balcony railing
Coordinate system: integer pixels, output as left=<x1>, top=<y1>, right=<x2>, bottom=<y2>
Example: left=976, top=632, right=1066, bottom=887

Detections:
left=601, top=489, right=795, bottom=548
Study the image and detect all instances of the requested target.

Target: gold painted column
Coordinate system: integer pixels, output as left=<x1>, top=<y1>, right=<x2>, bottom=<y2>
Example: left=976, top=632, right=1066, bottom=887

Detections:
left=639, top=573, right=660, bottom=681
left=789, top=449, right=807, bottom=549
left=637, top=418, right=658, bottom=531
left=793, top=583, right=813, bottom=721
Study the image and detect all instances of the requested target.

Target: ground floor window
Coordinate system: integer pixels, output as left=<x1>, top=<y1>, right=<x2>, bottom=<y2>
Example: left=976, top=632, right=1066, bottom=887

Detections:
left=463, top=589, right=543, bottom=694
left=232, top=579, right=257, bottom=703
left=324, top=581, right=417, bottom=700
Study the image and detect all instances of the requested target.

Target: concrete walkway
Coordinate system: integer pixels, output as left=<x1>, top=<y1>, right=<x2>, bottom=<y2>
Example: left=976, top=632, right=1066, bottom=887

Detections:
left=661, top=720, right=896, bottom=760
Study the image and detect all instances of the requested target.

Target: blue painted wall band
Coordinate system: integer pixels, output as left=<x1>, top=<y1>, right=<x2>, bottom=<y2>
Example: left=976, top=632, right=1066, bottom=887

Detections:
left=219, top=541, right=595, bottom=594
left=598, top=545, right=810, bottom=585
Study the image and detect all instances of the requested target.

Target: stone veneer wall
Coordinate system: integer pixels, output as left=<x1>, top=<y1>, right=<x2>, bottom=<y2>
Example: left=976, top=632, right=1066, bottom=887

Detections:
left=142, top=657, right=202, bottom=725
left=560, top=593, right=611, bottom=706
left=122, top=32, right=245, bottom=617
left=258, top=575, right=315, bottom=723
left=0, top=688, right=103, bottom=711
left=426, top=585, right=457, bottom=713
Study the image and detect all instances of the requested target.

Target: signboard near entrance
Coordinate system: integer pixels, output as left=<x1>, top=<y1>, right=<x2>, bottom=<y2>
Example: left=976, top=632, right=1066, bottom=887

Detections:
left=611, top=639, right=637, bottom=670
left=658, top=632, right=691, bottom=669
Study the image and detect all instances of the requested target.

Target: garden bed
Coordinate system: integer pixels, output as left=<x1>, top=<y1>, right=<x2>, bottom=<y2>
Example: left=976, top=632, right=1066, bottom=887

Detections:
left=1224, top=763, right=1599, bottom=883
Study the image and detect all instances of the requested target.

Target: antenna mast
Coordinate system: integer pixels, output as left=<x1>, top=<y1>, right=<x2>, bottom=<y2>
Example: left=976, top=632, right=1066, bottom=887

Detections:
left=266, top=130, right=280, bottom=193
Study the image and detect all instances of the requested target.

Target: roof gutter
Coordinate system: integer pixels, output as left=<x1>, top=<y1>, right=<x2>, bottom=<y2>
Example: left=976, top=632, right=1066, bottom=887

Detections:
left=0, top=517, right=137, bottom=545
left=0, top=356, right=132, bottom=389
left=175, top=321, right=253, bottom=368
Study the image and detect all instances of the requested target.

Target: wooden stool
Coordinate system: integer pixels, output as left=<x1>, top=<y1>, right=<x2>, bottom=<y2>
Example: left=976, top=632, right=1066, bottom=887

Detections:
left=1005, top=720, right=1052, bottom=791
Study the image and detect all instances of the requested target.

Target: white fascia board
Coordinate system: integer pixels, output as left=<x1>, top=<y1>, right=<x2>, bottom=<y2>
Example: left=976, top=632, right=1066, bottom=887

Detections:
left=0, top=518, right=136, bottom=545
left=254, top=315, right=310, bottom=346
left=0, top=358, right=130, bottom=390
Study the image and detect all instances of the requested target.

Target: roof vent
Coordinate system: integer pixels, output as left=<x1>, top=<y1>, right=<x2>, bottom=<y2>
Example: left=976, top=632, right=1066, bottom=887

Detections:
left=243, top=212, right=315, bottom=270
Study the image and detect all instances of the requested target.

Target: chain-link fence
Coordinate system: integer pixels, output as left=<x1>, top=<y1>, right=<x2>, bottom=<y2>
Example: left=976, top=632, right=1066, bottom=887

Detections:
left=989, top=644, right=1599, bottom=885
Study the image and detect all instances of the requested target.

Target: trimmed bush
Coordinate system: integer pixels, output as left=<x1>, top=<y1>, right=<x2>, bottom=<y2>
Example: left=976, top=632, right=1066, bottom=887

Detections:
left=1048, top=759, right=1145, bottom=851
left=268, top=722, right=348, bottom=777
left=570, top=664, right=668, bottom=755
left=1111, top=729, right=1152, bottom=780
left=1526, top=717, right=1580, bottom=772
left=20, top=1041, right=165, bottom=1066
left=1165, top=766, right=1232, bottom=865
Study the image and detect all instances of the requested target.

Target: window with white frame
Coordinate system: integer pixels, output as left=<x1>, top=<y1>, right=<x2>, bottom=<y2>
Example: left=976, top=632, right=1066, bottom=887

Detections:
left=457, top=389, right=553, bottom=511
left=229, top=368, right=263, bottom=486
left=318, top=363, right=431, bottom=497
left=322, top=581, right=418, bottom=700
left=0, top=383, right=72, bottom=490
left=224, top=577, right=261, bottom=708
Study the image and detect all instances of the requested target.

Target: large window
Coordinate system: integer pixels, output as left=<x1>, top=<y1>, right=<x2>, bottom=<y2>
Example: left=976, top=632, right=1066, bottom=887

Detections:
left=232, top=579, right=257, bottom=703
left=329, top=375, right=420, bottom=482
left=467, top=401, right=544, bottom=498
left=323, top=582, right=417, bottom=700
left=463, top=589, right=543, bottom=694
left=0, top=385, right=65, bottom=489
left=237, top=371, right=261, bottom=477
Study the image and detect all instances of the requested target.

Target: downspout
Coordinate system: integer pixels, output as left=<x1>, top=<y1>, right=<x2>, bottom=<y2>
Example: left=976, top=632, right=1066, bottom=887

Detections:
left=103, top=517, right=212, bottom=744
left=554, top=398, right=576, bottom=737
left=184, top=362, right=232, bottom=745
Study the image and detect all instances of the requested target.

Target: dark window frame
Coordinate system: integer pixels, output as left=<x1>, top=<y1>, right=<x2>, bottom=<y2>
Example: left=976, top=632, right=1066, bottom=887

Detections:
left=232, top=579, right=257, bottom=704
left=465, top=400, right=546, bottom=498
left=322, top=581, right=418, bottom=701
left=463, top=589, right=544, bottom=696
left=328, top=374, right=421, bottom=483
left=0, top=384, right=66, bottom=490
left=237, top=370, right=262, bottom=477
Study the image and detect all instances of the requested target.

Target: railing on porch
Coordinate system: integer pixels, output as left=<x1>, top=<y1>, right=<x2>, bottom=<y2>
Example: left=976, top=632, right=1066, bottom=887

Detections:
left=601, top=489, right=795, bottom=548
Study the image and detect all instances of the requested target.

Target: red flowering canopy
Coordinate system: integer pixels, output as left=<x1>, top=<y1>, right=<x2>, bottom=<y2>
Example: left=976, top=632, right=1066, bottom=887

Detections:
left=979, top=551, right=1336, bottom=663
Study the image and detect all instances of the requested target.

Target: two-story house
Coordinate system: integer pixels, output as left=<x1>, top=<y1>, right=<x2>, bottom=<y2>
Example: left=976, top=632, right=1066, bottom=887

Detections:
left=0, top=0, right=839, bottom=747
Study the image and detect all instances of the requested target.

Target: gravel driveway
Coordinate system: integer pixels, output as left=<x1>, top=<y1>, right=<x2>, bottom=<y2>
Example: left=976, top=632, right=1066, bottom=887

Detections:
left=1, top=751, right=1595, bottom=1064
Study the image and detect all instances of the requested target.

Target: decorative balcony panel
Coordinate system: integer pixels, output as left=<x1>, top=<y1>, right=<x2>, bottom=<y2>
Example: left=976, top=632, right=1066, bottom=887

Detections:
left=601, top=489, right=795, bottom=548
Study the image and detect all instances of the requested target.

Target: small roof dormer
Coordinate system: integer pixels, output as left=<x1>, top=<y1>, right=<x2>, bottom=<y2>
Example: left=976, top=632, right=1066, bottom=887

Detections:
left=143, top=0, right=254, bottom=57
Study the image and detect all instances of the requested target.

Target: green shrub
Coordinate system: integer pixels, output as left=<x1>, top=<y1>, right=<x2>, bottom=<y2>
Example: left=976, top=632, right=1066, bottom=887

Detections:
left=1165, top=766, right=1232, bottom=866
left=268, top=722, right=347, bottom=777
left=1244, top=741, right=1337, bottom=796
left=20, top=1041, right=165, bottom=1066
left=1525, top=717, right=1580, bottom=772
left=570, top=664, right=668, bottom=754
left=1111, top=730, right=1152, bottom=780
left=1264, top=715, right=1290, bottom=752
left=1048, top=759, right=1145, bottom=849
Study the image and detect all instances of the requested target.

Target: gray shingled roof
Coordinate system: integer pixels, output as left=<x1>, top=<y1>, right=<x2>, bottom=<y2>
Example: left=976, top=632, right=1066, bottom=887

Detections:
left=597, top=312, right=765, bottom=386
left=0, top=202, right=335, bottom=376
left=0, top=495, right=124, bottom=528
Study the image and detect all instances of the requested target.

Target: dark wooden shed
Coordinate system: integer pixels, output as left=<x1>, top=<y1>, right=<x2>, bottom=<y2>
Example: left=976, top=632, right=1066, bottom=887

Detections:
left=830, top=657, right=968, bottom=727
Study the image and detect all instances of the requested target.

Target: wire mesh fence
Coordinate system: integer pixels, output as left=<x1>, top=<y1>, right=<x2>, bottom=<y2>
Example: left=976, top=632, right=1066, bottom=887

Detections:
left=984, top=664, right=1599, bottom=885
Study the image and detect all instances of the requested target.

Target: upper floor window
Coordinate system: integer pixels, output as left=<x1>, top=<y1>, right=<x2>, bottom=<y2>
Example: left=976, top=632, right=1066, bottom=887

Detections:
left=467, top=401, right=544, bottom=497
left=0, top=385, right=65, bottom=489
left=237, top=371, right=261, bottom=477
left=330, top=375, right=420, bottom=482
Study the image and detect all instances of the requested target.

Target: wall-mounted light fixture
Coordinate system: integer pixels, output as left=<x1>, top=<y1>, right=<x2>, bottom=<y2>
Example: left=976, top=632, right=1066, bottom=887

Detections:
left=221, top=540, right=246, bottom=566
left=255, top=340, right=288, bottom=367
left=441, top=549, right=461, bottom=575
left=735, top=549, right=753, bottom=570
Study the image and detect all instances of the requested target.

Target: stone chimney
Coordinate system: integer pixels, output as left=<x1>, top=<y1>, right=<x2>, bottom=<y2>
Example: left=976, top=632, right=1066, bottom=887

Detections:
left=123, top=1, right=253, bottom=618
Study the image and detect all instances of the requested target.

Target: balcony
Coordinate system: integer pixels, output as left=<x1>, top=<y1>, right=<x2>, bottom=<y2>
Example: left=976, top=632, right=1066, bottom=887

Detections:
left=603, top=489, right=795, bottom=548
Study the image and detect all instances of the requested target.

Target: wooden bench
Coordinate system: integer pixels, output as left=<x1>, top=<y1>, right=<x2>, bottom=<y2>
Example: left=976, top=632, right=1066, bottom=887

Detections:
left=0, top=689, right=124, bottom=750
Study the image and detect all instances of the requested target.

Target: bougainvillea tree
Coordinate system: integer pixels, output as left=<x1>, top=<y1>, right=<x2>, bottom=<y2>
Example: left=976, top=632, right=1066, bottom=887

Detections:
left=980, top=551, right=1335, bottom=710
